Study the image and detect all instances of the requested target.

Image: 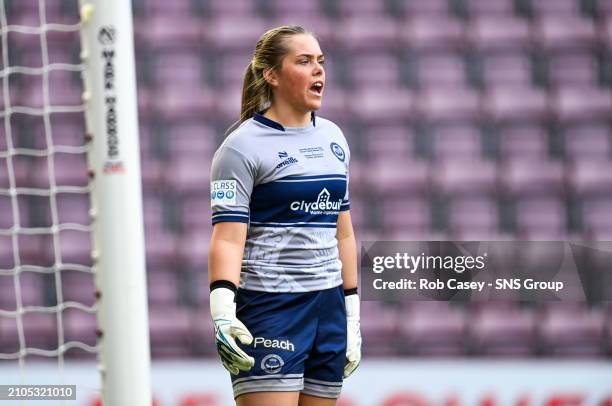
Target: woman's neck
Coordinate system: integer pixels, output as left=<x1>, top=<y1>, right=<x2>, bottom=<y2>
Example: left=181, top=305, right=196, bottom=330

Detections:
left=263, top=104, right=311, bottom=128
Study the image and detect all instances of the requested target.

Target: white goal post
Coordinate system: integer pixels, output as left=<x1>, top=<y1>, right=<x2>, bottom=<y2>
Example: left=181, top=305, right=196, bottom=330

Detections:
left=79, top=0, right=152, bottom=405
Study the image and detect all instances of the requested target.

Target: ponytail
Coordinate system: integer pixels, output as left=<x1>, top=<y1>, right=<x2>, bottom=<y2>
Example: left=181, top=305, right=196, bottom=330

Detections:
left=236, top=25, right=311, bottom=125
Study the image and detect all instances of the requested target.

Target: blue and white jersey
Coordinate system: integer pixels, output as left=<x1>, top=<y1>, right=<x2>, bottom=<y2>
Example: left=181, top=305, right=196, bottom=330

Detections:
left=210, top=112, right=350, bottom=292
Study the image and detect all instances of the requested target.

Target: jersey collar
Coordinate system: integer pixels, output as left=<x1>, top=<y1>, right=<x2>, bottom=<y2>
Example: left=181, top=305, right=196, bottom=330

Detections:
left=253, top=111, right=316, bottom=132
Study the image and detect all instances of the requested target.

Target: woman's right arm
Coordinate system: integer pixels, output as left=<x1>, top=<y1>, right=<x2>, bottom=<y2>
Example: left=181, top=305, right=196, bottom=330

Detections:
left=208, top=222, right=248, bottom=286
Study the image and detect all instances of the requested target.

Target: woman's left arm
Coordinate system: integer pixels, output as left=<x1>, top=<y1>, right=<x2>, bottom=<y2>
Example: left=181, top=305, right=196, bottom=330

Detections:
left=337, top=210, right=358, bottom=290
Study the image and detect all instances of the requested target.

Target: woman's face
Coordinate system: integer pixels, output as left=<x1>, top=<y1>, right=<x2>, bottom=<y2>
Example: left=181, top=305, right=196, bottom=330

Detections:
left=271, top=34, right=325, bottom=112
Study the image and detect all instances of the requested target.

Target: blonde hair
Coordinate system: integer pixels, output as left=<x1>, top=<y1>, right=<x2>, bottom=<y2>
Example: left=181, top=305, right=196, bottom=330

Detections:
left=239, top=25, right=314, bottom=123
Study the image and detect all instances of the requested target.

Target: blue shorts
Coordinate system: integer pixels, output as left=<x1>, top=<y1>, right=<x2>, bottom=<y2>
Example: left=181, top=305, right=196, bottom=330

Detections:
left=230, top=285, right=347, bottom=399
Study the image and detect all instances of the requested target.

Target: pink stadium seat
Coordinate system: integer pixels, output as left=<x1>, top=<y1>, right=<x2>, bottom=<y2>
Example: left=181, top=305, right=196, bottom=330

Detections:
left=499, top=124, right=549, bottom=159
left=21, top=312, right=58, bottom=350
left=404, top=0, right=452, bottom=16
left=338, top=0, right=386, bottom=17
left=182, top=196, right=213, bottom=231
left=417, top=52, right=466, bottom=88
left=350, top=53, right=400, bottom=87
left=56, top=193, right=90, bottom=225
left=337, top=16, right=399, bottom=51
left=553, top=86, right=612, bottom=122
left=531, top=0, right=581, bottom=16
left=347, top=88, right=413, bottom=124
left=58, top=230, right=92, bottom=265
left=482, top=51, right=532, bottom=86
left=485, top=86, right=548, bottom=122
left=148, top=307, right=194, bottom=357
left=207, top=16, right=267, bottom=52
left=63, top=308, right=97, bottom=358
left=380, top=197, right=431, bottom=234
left=366, top=158, right=429, bottom=197
left=564, top=123, right=612, bottom=160
left=541, top=303, right=605, bottom=356
left=400, top=16, right=464, bottom=51
left=61, top=270, right=96, bottom=306
left=431, top=123, right=482, bottom=161
left=535, top=16, right=597, bottom=50
left=470, top=303, right=536, bottom=355
left=469, top=17, right=530, bottom=51
left=144, top=229, right=178, bottom=267
left=147, top=269, right=179, bottom=307
left=549, top=51, right=597, bottom=85
left=153, top=52, right=206, bottom=89
left=178, top=230, right=210, bottom=268
left=501, top=158, right=565, bottom=196
left=433, top=159, right=497, bottom=196
left=360, top=302, right=401, bottom=356
left=515, top=196, right=566, bottom=234
left=582, top=197, right=612, bottom=234
left=364, top=125, right=415, bottom=160
left=209, top=0, right=255, bottom=17
left=569, top=160, right=612, bottom=197
left=448, top=196, right=499, bottom=234
left=466, top=0, right=516, bottom=16
left=420, top=87, right=481, bottom=123
left=399, top=302, right=467, bottom=356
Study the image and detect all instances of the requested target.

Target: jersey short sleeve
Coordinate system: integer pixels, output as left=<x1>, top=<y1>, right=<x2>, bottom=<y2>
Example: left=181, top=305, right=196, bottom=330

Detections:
left=339, top=133, right=351, bottom=212
left=210, top=145, right=256, bottom=225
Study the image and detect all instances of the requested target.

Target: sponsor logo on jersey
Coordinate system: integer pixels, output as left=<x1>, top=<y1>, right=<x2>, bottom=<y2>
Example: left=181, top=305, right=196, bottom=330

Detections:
left=330, top=142, right=345, bottom=162
left=290, top=188, right=342, bottom=214
left=210, top=180, right=237, bottom=206
left=253, top=337, right=295, bottom=352
left=278, top=151, right=288, bottom=158
left=261, top=354, right=284, bottom=374
left=276, top=155, right=299, bottom=169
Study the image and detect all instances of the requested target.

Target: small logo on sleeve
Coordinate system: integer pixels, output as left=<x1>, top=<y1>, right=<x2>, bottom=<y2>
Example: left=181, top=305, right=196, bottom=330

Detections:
left=330, top=142, right=345, bottom=162
left=210, top=180, right=237, bottom=206
left=278, top=151, right=288, bottom=158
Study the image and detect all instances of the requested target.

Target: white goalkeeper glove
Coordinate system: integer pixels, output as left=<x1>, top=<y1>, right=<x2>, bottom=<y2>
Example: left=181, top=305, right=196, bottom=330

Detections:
left=210, top=285, right=255, bottom=375
left=344, top=293, right=362, bottom=378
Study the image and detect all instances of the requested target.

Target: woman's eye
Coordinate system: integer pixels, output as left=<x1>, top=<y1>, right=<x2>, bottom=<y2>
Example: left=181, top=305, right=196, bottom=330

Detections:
left=318, top=60, right=325, bottom=65
left=300, top=60, right=309, bottom=65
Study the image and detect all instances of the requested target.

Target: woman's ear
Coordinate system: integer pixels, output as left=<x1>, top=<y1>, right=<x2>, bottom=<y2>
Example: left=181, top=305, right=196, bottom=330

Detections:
left=263, top=67, right=279, bottom=88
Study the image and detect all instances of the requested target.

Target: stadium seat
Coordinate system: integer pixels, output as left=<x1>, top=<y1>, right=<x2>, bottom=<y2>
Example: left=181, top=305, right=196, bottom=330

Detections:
left=553, top=85, right=612, bottom=122
left=398, top=302, right=467, bottom=356
left=433, top=159, right=497, bottom=196
left=380, top=197, right=431, bottom=234
left=468, top=17, right=530, bottom=51
left=564, top=123, right=611, bottom=160
left=400, top=16, right=464, bottom=51
left=366, top=158, right=429, bottom=197
left=61, top=270, right=96, bottom=306
left=540, top=303, right=605, bottom=357
left=63, top=308, right=97, bottom=358
left=535, top=16, right=597, bottom=51
left=481, top=51, right=533, bottom=87
left=485, top=85, right=549, bottom=122
left=431, top=123, right=483, bottom=161
left=548, top=50, right=597, bottom=86
left=469, top=303, right=537, bottom=355
left=499, top=124, right=550, bottom=159
left=148, top=307, right=194, bottom=357
left=465, top=0, right=516, bottom=16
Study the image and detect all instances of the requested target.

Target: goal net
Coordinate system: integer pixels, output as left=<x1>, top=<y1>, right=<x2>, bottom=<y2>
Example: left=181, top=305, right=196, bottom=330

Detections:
left=0, top=1, right=151, bottom=404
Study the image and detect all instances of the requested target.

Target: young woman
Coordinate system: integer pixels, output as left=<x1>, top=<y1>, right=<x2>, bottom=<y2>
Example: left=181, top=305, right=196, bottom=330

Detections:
left=208, top=25, right=361, bottom=406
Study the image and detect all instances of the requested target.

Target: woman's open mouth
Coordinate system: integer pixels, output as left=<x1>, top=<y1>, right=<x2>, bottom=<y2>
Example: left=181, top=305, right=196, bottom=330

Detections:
left=309, top=81, right=324, bottom=96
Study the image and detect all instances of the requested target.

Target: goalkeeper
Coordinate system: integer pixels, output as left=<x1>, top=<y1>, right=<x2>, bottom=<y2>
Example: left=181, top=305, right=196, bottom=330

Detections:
left=208, top=25, right=361, bottom=406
